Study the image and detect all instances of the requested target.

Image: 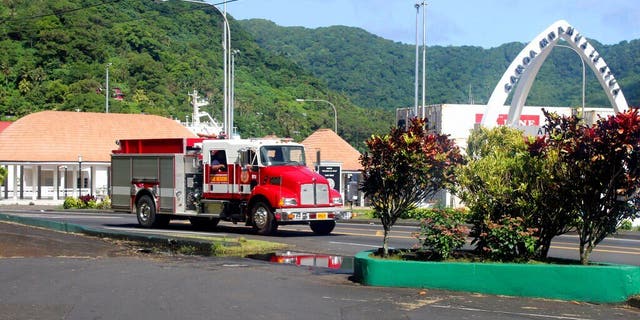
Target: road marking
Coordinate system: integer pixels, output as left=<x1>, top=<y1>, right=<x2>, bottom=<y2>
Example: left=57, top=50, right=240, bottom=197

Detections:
left=329, top=241, right=380, bottom=248
left=592, top=243, right=640, bottom=252
left=102, top=226, right=231, bottom=238
left=558, top=234, right=640, bottom=244
left=397, top=298, right=442, bottom=311
left=550, top=245, right=640, bottom=255
left=331, top=230, right=413, bottom=240
left=429, top=304, right=592, bottom=320
left=321, top=296, right=369, bottom=303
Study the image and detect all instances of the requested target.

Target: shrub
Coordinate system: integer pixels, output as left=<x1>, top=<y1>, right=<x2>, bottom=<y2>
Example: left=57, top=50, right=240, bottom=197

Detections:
left=476, top=215, right=537, bottom=262
left=406, top=207, right=469, bottom=221
left=405, top=207, right=429, bottom=220
left=618, top=219, right=633, bottom=231
left=87, top=199, right=98, bottom=209
left=78, top=194, right=95, bottom=208
left=63, top=197, right=82, bottom=209
left=414, top=208, right=469, bottom=260
left=97, top=196, right=111, bottom=209
left=63, top=195, right=111, bottom=209
left=360, top=118, right=464, bottom=257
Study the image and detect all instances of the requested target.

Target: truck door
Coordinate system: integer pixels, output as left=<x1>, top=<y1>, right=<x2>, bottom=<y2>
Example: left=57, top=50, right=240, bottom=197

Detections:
left=238, top=148, right=259, bottom=194
left=206, top=149, right=229, bottom=194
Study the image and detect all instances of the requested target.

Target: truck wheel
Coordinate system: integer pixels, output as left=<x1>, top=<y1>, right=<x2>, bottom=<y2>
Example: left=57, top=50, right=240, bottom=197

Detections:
left=136, top=195, right=169, bottom=228
left=310, top=220, right=336, bottom=235
left=252, top=201, right=278, bottom=235
left=189, top=217, right=220, bottom=230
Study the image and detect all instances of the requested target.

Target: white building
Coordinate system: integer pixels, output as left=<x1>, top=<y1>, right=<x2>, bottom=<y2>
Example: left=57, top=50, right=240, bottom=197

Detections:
left=397, top=104, right=616, bottom=154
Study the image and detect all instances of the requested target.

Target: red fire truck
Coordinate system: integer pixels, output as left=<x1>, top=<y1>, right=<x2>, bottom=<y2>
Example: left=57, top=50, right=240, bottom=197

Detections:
left=110, top=137, right=348, bottom=235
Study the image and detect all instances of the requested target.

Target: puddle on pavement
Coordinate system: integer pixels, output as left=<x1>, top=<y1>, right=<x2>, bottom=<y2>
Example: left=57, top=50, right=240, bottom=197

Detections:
left=249, top=251, right=353, bottom=274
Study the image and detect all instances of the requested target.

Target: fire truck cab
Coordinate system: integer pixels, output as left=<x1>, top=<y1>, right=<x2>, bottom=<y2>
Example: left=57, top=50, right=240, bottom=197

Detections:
left=111, top=138, right=348, bottom=235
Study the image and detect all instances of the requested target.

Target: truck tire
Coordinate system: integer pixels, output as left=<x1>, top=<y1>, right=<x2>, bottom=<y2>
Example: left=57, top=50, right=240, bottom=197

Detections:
left=136, top=195, right=169, bottom=228
left=252, top=201, right=278, bottom=235
left=310, top=220, right=336, bottom=235
left=189, top=217, right=220, bottom=230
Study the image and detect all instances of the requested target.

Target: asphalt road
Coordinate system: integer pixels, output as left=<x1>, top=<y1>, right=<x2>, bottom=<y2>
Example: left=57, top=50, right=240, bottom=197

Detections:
left=1, top=221, right=639, bottom=320
left=3, top=208, right=639, bottom=265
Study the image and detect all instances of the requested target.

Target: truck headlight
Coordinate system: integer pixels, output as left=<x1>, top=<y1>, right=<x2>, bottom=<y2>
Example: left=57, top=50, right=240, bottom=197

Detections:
left=332, top=197, right=343, bottom=205
left=280, top=198, right=298, bottom=206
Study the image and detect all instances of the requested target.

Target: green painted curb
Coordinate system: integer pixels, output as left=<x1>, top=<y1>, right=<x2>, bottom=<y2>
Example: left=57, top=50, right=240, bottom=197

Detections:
left=0, top=213, right=222, bottom=255
left=353, top=250, right=640, bottom=303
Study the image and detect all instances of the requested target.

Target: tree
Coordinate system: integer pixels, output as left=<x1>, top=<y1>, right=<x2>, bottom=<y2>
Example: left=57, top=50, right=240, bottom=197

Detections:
left=529, top=110, right=640, bottom=264
left=360, top=118, right=464, bottom=257
left=459, top=126, right=576, bottom=260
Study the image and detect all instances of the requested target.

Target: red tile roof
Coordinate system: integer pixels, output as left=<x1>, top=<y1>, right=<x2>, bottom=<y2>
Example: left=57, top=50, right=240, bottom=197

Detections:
left=0, top=111, right=196, bottom=163
left=301, top=129, right=362, bottom=171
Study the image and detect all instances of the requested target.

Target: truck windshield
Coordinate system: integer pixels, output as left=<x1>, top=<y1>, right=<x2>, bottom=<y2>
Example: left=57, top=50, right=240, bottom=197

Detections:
left=260, top=145, right=306, bottom=166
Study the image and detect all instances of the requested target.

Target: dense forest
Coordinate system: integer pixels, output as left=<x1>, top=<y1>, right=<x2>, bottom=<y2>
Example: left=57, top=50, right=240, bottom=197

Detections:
left=1, top=1, right=639, bottom=153
left=240, top=19, right=640, bottom=109
left=0, top=0, right=390, bottom=151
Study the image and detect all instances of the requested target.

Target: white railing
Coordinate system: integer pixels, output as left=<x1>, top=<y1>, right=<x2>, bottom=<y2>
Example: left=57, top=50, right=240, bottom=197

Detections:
left=0, top=186, right=108, bottom=200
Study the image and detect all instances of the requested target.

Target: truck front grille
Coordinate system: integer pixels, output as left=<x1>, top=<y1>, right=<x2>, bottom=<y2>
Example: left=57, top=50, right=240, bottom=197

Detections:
left=300, top=183, right=329, bottom=205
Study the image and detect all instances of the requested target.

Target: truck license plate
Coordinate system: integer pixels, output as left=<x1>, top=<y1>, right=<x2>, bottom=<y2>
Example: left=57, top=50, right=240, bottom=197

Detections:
left=317, top=212, right=327, bottom=220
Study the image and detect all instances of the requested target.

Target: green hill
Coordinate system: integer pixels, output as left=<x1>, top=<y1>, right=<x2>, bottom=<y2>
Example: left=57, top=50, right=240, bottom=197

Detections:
left=0, top=0, right=392, bottom=151
left=239, top=19, right=640, bottom=109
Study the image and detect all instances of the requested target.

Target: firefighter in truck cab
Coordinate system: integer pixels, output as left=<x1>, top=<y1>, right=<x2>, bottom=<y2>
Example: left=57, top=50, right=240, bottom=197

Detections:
left=110, top=138, right=349, bottom=235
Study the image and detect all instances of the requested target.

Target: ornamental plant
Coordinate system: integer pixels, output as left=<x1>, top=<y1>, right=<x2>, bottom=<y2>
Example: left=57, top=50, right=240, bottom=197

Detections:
left=360, top=118, right=464, bottom=257
left=63, top=197, right=83, bottom=209
left=457, top=126, right=570, bottom=261
left=528, top=109, right=640, bottom=264
left=79, top=194, right=96, bottom=207
left=63, top=195, right=111, bottom=209
left=413, top=208, right=469, bottom=260
left=477, top=215, right=537, bottom=262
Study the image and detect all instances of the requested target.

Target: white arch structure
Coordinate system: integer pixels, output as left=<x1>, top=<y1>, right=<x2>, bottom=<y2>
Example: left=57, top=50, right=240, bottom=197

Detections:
left=482, top=20, right=628, bottom=128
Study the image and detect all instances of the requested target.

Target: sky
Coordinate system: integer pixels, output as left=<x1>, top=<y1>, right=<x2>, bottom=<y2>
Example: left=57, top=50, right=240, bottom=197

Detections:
left=223, top=0, right=640, bottom=48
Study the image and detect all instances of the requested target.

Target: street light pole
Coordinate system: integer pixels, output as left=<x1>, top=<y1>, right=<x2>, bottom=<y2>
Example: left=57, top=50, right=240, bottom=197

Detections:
left=413, top=3, right=420, bottom=116
left=231, top=49, right=240, bottom=136
left=295, top=99, right=337, bottom=133
left=105, top=63, right=112, bottom=113
left=421, top=1, right=427, bottom=110
left=162, top=0, right=233, bottom=137
left=556, top=44, right=586, bottom=119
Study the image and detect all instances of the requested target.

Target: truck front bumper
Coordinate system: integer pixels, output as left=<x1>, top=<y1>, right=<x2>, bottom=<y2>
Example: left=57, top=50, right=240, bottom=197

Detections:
left=275, top=207, right=351, bottom=222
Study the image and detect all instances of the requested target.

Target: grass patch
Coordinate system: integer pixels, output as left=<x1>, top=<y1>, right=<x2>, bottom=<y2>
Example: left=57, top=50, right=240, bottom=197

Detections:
left=351, top=207, right=375, bottom=219
left=162, top=233, right=288, bottom=257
